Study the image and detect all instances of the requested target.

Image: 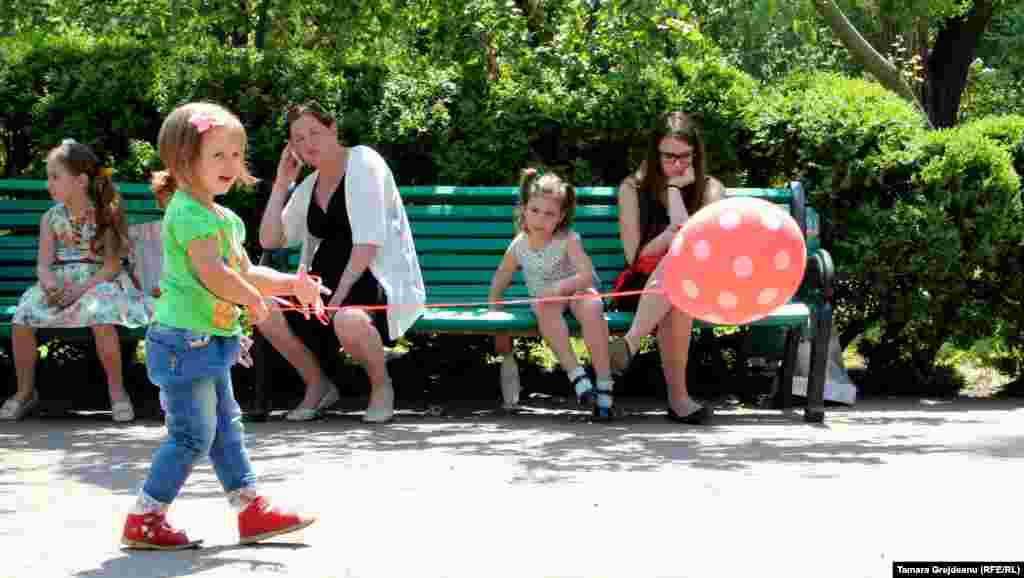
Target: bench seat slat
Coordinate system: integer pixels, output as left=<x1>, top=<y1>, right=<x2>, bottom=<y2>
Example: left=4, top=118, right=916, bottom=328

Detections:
left=412, top=303, right=811, bottom=334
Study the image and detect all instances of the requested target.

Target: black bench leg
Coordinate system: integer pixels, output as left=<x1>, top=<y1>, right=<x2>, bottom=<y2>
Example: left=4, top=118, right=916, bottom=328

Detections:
left=774, top=327, right=799, bottom=410
left=243, top=328, right=271, bottom=421
left=805, top=303, right=832, bottom=424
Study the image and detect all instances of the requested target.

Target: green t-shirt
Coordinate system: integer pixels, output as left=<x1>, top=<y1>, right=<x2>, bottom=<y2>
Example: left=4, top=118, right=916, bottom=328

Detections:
left=153, top=191, right=248, bottom=336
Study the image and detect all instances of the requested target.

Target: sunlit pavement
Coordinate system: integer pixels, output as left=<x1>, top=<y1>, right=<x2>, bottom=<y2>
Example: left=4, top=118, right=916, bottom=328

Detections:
left=2, top=397, right=1022, bottom=578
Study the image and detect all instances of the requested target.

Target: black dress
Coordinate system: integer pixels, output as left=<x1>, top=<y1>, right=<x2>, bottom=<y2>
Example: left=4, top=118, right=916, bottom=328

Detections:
left=610, top=203, right=669, bottom=312
left=286, top=175, right=395, bottom=358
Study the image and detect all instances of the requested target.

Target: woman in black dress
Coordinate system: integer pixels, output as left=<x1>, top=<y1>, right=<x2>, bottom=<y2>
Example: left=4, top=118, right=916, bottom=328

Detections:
left=609, top=112, right=724, bottom=424
left=258, top=102, right=426, bottom=422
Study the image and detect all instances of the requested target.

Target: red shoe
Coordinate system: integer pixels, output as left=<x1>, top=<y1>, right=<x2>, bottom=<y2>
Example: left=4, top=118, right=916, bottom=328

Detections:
left=121, top=512, right=202, bottom=550
left=237, top=496, right=316, bottom=544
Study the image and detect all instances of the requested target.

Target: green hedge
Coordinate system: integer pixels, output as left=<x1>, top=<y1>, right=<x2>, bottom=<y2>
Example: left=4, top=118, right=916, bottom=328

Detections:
left=0, top=31, right=160, bottom=178
left=744, top=73, right=1023, bottom=389
left=4, top=35, right=1024, bottom=391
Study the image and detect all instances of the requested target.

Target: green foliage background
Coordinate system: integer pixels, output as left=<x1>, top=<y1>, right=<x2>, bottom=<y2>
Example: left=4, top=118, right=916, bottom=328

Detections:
left=1, top=0, right=1022, bottom=392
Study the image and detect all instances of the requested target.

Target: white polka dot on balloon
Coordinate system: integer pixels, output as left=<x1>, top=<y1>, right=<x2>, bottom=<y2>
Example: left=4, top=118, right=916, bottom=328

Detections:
left=757, top=287, right=779, bottom=306
left=682, top=279, right=700, bottom=299
left=661, top=196, right=807, bottom=326
left=733, top=256, right=753, bottom=279
left=693, top=240, right=711, bottom=261
left=719, top=210, right=741, bottom=231
left=774, top=250, right=791, bottom=271
left=717, top=291, right=738, bottom=310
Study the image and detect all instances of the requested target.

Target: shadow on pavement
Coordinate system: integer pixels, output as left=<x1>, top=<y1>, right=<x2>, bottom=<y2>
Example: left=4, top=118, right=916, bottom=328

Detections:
left=0, top=396, right=1021, bottom=497
left=75, top=543, right=309, bottom=578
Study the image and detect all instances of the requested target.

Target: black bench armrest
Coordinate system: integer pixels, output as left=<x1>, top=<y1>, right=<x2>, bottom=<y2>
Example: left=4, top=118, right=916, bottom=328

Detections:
left=806, top=248, right=834, bottom=308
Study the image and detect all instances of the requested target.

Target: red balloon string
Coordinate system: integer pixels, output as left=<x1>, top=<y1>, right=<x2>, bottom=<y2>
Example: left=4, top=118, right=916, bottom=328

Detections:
left=268, top=288, right=666, bottom=325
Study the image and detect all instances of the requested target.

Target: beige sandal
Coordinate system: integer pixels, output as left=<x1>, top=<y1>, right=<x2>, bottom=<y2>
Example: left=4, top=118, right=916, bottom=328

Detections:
left=285, top=385, right=340, bottom=422
left=363, top=384, right=394, bottom=423
left=112, top=400, right=135, bottom=423
left=0, top=392, right=39, bottom=421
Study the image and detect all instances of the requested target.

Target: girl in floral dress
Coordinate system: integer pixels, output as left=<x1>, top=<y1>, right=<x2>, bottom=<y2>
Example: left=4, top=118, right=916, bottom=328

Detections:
left=0, top=140, right=152, bottom=422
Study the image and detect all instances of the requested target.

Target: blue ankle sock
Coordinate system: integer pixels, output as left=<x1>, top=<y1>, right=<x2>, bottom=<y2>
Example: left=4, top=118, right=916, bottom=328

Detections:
left=595, top=378, right=613, bottom=410
left=569, top=367, right=592, bottom=398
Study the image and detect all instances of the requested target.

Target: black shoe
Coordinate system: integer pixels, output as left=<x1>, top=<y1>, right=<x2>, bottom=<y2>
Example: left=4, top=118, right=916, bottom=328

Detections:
left=666, top=404, right=712, bottom=425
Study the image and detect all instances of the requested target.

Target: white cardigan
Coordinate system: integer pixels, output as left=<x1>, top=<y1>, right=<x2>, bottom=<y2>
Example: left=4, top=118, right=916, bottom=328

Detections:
left=280, top=145, right=425, bottom=340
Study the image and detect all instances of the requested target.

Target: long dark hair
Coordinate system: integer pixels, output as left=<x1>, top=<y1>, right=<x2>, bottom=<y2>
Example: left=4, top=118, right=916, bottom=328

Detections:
left=49, top=140, right=127, bottom=258
left=633, top=112, right=707, bottom=259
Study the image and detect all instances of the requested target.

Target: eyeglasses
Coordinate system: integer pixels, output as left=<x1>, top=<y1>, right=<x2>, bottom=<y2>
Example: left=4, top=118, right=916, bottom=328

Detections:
left=659, top=150, right=693, bottom=164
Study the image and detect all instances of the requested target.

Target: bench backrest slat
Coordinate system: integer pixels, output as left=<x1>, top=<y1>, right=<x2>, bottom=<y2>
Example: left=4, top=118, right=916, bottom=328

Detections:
left=0, top=180, right=820, bottom=310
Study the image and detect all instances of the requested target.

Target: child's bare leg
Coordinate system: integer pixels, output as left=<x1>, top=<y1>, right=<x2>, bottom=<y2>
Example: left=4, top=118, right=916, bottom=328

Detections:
left=12, top=324, right=38, bottom=401
left=571, top=291, right=614, bottom=417
left=92, top=325, right=127, bottom=402
left=493, top=335, right=519, bottom=406
left=535, top=301, right=594, bottom=402
left=569, top=291, right=611, bottom=380
left=533, top=301, right=578, bottom=374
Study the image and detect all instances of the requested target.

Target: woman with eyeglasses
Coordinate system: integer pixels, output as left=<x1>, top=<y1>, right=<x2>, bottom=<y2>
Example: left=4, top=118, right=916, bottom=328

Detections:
left=257, top=102, right=425, bottom=423
left=608, top=112, right=724, bottom=425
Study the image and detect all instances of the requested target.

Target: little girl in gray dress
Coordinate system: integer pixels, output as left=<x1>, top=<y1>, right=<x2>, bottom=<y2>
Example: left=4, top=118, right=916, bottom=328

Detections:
left=488, top=169, right=615, bottom=420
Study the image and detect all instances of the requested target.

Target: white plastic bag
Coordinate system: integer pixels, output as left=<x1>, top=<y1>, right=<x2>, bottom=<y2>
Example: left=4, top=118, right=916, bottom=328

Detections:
left=794, top=321, right=858, bottom=405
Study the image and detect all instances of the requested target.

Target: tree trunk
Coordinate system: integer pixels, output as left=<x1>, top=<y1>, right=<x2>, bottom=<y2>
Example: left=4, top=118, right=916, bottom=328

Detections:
left=922, top=0, right=996, bottom=128
left=812, top=0, right=922, bottom=111
left=231, top=0, right=250, bottom=47
left=255, top=0, right=270, bottom=49
left=514, top=0, right=549, bottom=46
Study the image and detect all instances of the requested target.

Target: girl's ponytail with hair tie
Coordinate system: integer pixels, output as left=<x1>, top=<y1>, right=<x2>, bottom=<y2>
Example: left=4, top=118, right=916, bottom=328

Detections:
left=150, top=170, right=176, bottom=210
left=97, top=167, right=114, bottom=178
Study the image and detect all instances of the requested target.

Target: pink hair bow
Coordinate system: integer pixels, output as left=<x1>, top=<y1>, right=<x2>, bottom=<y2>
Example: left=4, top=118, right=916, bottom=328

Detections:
left=189, top=111, right=224, bottom=134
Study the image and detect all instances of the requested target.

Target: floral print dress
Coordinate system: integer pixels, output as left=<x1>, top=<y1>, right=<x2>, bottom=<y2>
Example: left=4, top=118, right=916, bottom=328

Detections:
left=12, top=204, right=153, bottom=328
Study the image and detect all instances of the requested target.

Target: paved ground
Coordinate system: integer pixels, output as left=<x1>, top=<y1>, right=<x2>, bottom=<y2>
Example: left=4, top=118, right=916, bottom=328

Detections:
left=1, top=397, right=1022, bottom=578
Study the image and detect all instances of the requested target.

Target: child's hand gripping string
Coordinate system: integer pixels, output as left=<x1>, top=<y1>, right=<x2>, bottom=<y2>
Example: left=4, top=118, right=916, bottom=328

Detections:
left=269, top=265, right=332, bottom=324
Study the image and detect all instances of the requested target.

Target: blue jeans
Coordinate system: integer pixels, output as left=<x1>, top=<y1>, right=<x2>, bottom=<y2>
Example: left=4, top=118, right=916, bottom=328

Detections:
left=142, top=323, right=256, bottom=504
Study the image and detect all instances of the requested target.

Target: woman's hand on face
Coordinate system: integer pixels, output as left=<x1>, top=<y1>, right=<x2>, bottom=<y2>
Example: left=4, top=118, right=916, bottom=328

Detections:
left=666, top=167, right=695, bottom=190
left=667, top=181, right=689, bottom=226
left=276, top=144, right=303, bottom=186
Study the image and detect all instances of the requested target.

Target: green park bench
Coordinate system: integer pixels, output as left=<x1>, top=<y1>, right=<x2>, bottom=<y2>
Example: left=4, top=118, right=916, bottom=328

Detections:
left=0, top=178, right=834, bottom=422
left=246, top=183, right=835, bottom=423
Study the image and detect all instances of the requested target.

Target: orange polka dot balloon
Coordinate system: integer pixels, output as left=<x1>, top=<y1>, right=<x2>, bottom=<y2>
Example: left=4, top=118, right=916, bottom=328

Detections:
left=662, top=197, right=806, bottom=325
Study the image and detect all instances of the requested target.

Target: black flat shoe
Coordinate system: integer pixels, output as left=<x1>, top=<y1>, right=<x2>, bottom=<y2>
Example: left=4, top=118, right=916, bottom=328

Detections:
left=666, top=404, right=712, bottom=425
